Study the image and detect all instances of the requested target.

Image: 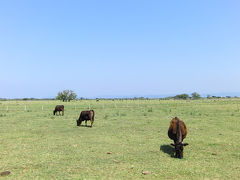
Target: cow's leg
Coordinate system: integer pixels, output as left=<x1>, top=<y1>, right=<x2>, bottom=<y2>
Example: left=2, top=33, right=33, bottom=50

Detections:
left=85, top=120, right=87, bottom=126
left=91, top=120, right=93, bottom=128
left=173, top=140, right=177, bottom=157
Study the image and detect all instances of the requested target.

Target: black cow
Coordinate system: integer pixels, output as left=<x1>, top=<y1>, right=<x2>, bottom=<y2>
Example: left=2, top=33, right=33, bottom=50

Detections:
left=53, top=105, right=64, bottom=116
left=77, top=110, right=94, bottom=127
left=168, top=117, right=188, bottom=159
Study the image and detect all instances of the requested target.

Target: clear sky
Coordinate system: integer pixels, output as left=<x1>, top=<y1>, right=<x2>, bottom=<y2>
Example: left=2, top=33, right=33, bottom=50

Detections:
left=0, top=0, right=240, bottom=98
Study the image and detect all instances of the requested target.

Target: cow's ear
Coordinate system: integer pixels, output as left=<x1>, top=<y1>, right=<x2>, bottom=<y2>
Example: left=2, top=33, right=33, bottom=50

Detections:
left=170, top=143, right=175, bottom=147
left=183, top=143, right=189, bottom=146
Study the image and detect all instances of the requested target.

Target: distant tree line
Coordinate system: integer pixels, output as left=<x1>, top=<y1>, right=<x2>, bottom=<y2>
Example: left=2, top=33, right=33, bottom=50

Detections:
left=171, top=92, right=201, bottom=100
left=0, top=91, right=239, bottom=101
left=0, top=98, right=55, bottom=101
left=164, top=92, right=238, bottom=100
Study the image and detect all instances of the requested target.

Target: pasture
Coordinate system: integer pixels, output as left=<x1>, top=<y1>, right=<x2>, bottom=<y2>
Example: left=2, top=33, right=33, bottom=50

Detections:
left=0, top=99, right=239, bottom=179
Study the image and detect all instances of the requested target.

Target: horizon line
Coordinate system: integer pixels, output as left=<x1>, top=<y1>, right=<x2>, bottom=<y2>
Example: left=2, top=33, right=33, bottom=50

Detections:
left=1, top=92, right=240, bottom=100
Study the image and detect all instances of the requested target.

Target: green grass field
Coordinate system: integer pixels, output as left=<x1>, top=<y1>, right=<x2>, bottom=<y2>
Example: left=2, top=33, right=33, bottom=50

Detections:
left=0, top=99, right=239, bottom=179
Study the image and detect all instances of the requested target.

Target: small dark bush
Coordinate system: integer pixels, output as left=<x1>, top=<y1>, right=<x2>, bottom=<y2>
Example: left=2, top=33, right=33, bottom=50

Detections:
left=148, top=108, right=153, bottom=112
left=115, top=111, right=120, bottom=116
left=120, top=113, right=126, bottom=117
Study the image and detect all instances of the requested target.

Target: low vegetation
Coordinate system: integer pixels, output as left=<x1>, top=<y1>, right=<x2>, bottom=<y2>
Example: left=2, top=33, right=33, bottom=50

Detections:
left=0, top=99, right=239, bottom=179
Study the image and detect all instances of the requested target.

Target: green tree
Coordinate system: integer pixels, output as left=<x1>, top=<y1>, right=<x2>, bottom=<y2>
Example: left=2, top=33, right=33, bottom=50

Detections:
left=67, top=90, right=77, bottom=102
left=174, top=94, right=189, bottom=100
left=191, top=92, right=201, bottom=100
left=56, top=90, right=77, bottom=102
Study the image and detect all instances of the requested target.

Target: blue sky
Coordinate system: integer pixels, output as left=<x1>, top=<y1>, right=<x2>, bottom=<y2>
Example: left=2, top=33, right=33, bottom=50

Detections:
left=0, top=0, right=240, bottom=98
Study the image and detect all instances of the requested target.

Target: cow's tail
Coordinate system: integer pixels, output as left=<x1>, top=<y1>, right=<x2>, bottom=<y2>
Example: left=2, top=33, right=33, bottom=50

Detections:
left=91, top=110, right=95, bottom=121
left=176, top=117, right=182, bottom=143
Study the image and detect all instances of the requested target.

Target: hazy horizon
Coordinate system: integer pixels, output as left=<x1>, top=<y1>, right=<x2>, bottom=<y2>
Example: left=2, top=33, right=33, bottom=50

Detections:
left=2, top=91, right=240, bottom=99
left=1, top=1, right=240, bottom=98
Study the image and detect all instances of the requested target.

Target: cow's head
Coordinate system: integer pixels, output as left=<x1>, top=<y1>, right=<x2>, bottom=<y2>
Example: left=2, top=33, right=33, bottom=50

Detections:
left=76, top=119, right=81, bottom=126
left=171, top=142, right=188, bottom=159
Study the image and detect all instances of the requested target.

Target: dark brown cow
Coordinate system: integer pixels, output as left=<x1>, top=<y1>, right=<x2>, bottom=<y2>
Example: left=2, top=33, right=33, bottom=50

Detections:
left=77, top=110, right=94, bottom=127
left=168, top=117, right=188, bottom=159
left=53, top=105, right=64, bottom=116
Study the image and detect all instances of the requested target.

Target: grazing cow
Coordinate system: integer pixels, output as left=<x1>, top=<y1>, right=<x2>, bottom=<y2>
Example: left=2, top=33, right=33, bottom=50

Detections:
left=168, top=117, right=188, bottom=159
left=53, top=105, right=64, bottom=116
left=77, top=110, right=94, bottom=127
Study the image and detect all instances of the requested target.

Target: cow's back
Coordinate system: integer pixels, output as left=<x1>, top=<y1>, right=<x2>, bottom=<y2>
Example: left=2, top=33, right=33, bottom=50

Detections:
left=168, top=118, right=187, bottom=141
left=80, top=111, right=88, bottom=119
left=180, top=121, right=187, bottom=139
left=168, top=118, right=177, bottom=141
left=55, top=105, right=64, bottom=111
left=80, top=110, right=93, bottom=120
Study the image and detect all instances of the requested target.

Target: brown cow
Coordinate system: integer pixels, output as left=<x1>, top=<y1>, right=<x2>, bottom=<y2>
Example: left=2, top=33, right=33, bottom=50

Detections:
left=77, top=110, right=94, bottom=127
left=168, top=117, right=188, bottom=159
left=53, top=105, right=64, bottom=116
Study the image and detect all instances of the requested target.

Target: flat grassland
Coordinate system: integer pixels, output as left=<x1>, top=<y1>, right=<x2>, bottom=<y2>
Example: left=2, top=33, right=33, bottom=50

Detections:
left=0, top=99, right=239, bottom=179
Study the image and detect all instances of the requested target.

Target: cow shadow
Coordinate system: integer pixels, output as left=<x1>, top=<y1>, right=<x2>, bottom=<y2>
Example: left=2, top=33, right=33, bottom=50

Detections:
left=160, top=144, right=175, bottom=157
left=78, top=125, right=92, bottom=128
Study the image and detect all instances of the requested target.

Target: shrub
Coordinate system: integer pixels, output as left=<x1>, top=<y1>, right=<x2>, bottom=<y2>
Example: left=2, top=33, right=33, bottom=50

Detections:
left=191, top=92, right=201, bottom=100
left=148, top=108, right=153, bottom=112
left=174, top=94, right=189, bottom=100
